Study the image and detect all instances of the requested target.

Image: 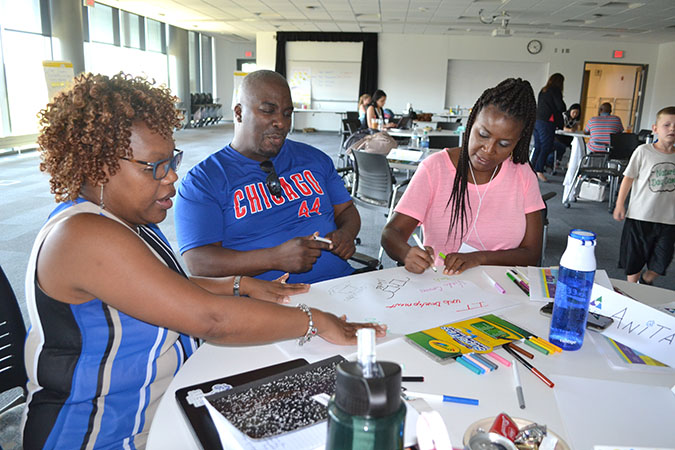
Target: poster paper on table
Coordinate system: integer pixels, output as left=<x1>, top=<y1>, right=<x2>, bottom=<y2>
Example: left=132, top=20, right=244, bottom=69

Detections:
left=275, top=267, right=516, bottom=360
left=589, top=284, right=675, bottom=367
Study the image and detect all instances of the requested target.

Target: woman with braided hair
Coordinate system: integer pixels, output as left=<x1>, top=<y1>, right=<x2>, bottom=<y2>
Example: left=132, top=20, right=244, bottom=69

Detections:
left=23, top=72, right=386, bottom=449
left=381, top=78, right=545, bottom=275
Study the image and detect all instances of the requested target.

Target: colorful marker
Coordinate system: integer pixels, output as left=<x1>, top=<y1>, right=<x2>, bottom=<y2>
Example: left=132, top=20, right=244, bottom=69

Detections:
left=402, top=376, right=425, bottom=382
left=506, top=272, right=529, bottom=295
left=472, top=353, right=498, bottom=371
left=464, top=354, right=491, bottom=373
left=523, top=338, right=550, bottom=355
left=456, top=356, right=483, bottom=375
left=412, top=233, right=437, bottom=272
left=507, top=342, right=534, bottom=359
left=404, top=391, right=479, bottom=406
left=531, top=336, right=561, bottom=354
left=487, top=351, right=512, bottom=367
left=482, top=271, right=506, bottom=294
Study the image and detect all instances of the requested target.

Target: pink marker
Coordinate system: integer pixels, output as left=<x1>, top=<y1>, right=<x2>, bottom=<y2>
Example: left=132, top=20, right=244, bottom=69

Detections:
left=482, top=271, right=506, bottom=294
left=464, top=353, right=491, bottom=373
left=486, top=351, right=512, bottom=367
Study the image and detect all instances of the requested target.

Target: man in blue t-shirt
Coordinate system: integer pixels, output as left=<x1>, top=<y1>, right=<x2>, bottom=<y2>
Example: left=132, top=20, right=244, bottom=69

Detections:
left=175, top=70, right=360, bottom=283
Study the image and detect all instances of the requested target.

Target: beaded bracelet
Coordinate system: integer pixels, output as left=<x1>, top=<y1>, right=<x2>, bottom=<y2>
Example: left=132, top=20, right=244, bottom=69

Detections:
left=233, top=275, right=242, bottom=296
left=297, top=303, right=318, bottom=346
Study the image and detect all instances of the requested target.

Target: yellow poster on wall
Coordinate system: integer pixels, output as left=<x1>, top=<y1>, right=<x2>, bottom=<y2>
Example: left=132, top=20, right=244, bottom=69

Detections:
left=42, top=61, right=74, bottom=100
left=232, top=71, right=249, bottom=110
left=288, top=68, right=311, bottom=110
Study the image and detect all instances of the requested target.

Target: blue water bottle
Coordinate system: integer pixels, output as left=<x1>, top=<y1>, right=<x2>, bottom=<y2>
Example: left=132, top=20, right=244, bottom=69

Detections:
left=549, top=229, right=597, bottom=351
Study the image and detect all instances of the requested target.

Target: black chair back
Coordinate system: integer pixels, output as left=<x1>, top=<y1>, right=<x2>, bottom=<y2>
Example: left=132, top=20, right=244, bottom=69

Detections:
left=609, top=133, right=639, bottom=160
left=637, top=129, right=653, bottom=143
left=345, top=111, right=359, bottom=121
left=352, top=150, right=393, bottom=207
left=438, top=122, right=461, bottom=131
left=429, top=135, right=460, bottom=149
left=0, top=264, right=27, bottom=397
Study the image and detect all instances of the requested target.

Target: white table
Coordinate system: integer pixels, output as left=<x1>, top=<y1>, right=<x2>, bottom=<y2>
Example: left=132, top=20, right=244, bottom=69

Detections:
left=556, top=130, right=589, bottom=206
left=147, top=267, right=675, bottom=450
left=387, top=129, right=461, bottom=139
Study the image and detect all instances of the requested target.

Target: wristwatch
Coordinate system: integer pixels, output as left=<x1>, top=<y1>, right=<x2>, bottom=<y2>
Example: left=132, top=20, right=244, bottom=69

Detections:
left=233, top=275, right=242, bottom=296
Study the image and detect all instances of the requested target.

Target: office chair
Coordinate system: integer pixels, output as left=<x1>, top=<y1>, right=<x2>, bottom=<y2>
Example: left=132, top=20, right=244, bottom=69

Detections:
left=345, top=111, right=359, bottom=121
left=0, top=264, right=27, bottom=421
left=428, top=134, right=460, bottom=149
left=569, top=134, right=637, bottom=212
left=340, top=118, right=362, bottom=149
left=437, top=121, right=461, bottom=131
left=351, top=150, right=410, bottom=260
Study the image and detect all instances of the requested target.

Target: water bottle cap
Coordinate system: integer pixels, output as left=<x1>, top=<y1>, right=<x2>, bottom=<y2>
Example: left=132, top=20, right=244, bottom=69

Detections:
left=334, top=361, right=402, bottom=418
left=569, top=229, right=596, bottom=243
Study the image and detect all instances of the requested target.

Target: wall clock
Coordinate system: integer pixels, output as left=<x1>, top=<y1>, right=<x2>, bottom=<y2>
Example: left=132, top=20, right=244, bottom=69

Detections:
left=527, top=39, right=542, bottom=55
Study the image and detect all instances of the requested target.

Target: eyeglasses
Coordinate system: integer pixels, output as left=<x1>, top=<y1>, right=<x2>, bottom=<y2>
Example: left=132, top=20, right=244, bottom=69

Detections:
left=259, top=160, right=282, bottom=197
left=121, top=149, right=183, bottom=180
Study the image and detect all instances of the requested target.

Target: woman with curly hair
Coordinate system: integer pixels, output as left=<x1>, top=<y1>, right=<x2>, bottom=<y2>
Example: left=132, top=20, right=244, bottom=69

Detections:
left=23, top=72, right=386, bottom=449
left=381, top=78, right=545, bottom=275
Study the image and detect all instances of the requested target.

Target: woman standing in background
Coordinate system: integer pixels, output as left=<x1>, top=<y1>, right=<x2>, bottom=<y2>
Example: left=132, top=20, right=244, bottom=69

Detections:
left=531, top=73, right=566, bottom=182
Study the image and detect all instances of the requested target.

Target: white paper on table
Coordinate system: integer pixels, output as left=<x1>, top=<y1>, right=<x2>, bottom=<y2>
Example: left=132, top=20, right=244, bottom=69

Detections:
left=589, top=284, right=675, bottom=367
left=275, top=267, right=517, bottom=360
left=554, top=375, right=675, bottom=449
left=527, top=268, right=612, bottom=302
left=203, top=392, right=420, bottom=449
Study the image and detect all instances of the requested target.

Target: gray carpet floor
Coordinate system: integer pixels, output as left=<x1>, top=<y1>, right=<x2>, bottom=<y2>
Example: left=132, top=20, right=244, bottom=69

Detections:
left=1, top=123, right=673, bottom=447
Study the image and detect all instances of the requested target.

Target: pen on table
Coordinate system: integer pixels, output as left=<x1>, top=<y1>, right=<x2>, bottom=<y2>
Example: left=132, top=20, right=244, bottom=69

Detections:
left=312, top=235, right=333, bottom=245
left=412, top=233, right=437, bottom=272
left=403, top=391, right=479, bottom=406
left=507, top=342, right=534, bottom=359
left=506, top=272, right=529, bottom=296
left=482, top=271, right=506, bottom=294
left=504, top=345, right=555, bottom=388
left=512, top=360, right=526, bottom=409
left=402, top=376, right=425, bottom=382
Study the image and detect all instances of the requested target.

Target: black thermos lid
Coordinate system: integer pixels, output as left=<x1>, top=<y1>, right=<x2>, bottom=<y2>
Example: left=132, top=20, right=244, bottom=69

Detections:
left=334, top=361, right=402, bottom=418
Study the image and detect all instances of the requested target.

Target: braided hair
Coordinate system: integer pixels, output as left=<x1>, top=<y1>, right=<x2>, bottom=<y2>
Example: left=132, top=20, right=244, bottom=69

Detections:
left=447, top=78, right=536, bottom=241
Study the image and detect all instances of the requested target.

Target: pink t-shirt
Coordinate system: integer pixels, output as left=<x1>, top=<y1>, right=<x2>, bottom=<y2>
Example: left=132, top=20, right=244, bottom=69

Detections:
left=395, top=151, right=545, bottom=265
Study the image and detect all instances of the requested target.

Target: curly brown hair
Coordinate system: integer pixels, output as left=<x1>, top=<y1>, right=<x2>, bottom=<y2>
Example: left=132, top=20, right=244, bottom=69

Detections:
left=37, top=72, right=183, bottom=202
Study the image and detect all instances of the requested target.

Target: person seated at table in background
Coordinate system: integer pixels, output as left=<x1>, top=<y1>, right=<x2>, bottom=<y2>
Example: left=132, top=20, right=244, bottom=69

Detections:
left=381, top=78, right=545, bottom=275
left=551, top=103, right=582, bottom=168
left=531, top=73, right=567, bottom=182
left=175, top=70, right=361, bottom=284
left=357, top=93, right=371, bottom=128
left=23, top=72, right=386, bottom=450
left=613, top=106, right=675, bottom=286
left=366, top=89, right=397, bottom=130
left=585, top=102, right=624, bottom=152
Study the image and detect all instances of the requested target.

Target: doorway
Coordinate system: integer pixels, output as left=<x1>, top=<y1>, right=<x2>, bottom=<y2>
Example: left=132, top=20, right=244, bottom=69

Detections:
left=579, top=62, right=648, bottom=133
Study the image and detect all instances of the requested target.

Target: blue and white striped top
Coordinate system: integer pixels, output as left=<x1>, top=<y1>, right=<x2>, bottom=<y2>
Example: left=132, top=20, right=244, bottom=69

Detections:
left=23, top=200, right=198, bottom=449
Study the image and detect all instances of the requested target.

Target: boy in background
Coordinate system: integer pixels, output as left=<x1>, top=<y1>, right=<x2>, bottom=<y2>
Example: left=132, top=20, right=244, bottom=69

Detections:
left=613, top=106, right=675, bottom=284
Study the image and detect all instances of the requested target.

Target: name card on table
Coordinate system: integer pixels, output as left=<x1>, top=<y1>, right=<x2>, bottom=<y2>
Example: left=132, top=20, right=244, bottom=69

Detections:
left=589, top=284, right=675, bottom=367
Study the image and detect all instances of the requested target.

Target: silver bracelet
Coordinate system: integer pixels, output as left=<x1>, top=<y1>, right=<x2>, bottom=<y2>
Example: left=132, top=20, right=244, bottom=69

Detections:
left=297, top=303, right=318, bottom=346
left=233, top=275, right=241, bottom=296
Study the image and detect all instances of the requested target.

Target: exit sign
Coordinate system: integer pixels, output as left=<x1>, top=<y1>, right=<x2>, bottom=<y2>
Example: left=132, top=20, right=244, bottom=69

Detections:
left=613, top=50, right=625, bottom=58
left=245, top=51, right=252, bottom=57
left=83, top=0, right=95, bottom=6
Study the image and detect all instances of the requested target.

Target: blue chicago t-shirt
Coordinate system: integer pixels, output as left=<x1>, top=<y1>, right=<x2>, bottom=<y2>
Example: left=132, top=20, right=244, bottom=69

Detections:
left=175, top=139, right=355, bottom=283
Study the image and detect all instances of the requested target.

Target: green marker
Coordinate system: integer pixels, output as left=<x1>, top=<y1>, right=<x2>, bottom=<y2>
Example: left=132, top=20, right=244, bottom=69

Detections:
left=439, top=252, right=446, bottom=259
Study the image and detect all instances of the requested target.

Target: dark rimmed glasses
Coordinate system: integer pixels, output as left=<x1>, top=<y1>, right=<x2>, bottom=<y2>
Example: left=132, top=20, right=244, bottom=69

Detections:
left=260, top=160, right=282, bottom=197
left=121, top=149, right=183, bottom=180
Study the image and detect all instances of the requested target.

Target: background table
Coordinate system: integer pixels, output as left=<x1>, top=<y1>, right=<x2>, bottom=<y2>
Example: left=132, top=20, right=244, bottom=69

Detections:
left=147, top=266, right=675, bottom=450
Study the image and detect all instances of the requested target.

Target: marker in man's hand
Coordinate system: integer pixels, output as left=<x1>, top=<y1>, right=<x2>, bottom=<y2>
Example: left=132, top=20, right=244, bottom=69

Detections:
left=313, top=235, right=332, bottom=245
